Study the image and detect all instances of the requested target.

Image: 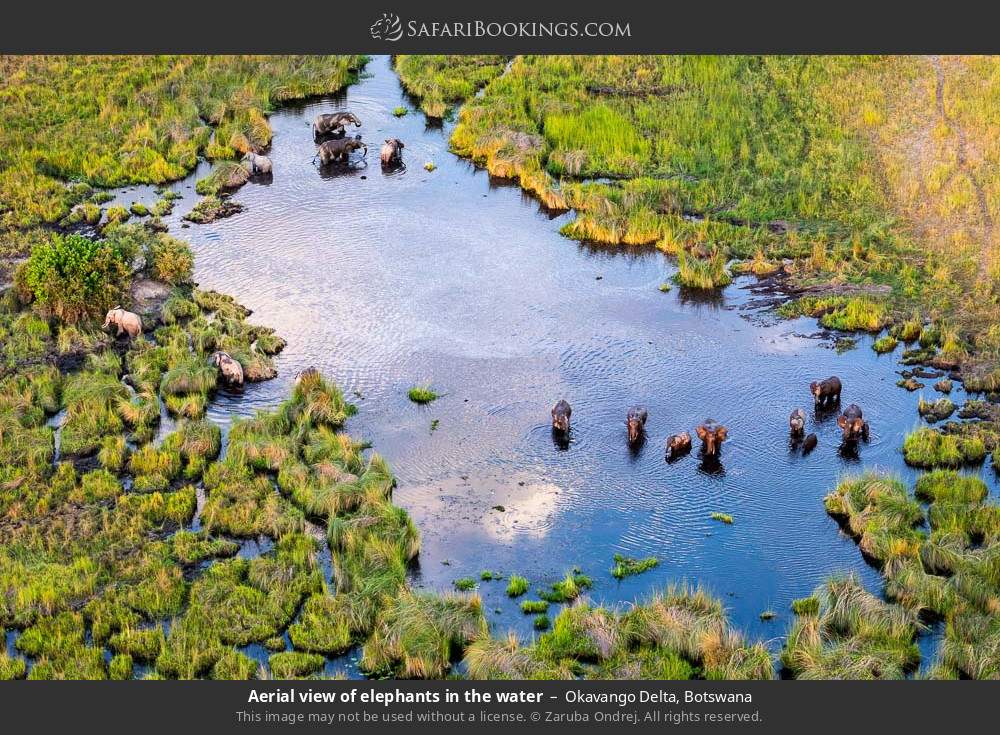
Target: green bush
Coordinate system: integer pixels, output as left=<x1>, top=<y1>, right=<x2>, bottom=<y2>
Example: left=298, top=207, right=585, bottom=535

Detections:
left=20, top=233, right=133, bottom=323
left=145, top=235, right=194, bottom=285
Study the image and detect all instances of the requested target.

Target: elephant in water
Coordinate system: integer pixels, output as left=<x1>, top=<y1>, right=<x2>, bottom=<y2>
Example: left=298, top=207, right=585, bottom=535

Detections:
left=242, top=151, right=272, bottom=176
left=696, top=420, right=728, bottom=456
left=789, top=408, right=806, bottom=436
left=666, top=432, right=692, bottom=460
left=313, top=112, right=362, bottom=138
left=551, top=399, right=571, bottom=433
left=626, top=406, right=648, bottom=446
left=380, top=138, right=405, bottom=167
left=837, top=404, right=870, bottom=442
left=315, top=135, right=367, bottom=165
left=810, top=375, right=842, bottom=406
left=209, top=351, right=244, bottom=386
left=103, top=307, right=142, bottom=338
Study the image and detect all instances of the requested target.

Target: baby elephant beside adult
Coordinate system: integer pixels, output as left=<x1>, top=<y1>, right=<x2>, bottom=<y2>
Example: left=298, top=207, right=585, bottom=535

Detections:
left=209, top=351, right=244, bottom=387
left=103, top=307, right=142, bottom=338
left=316, top=136, right=367, bottom=165
left=313, top=111, right=362, bottom=138
left=380, top=138, right=405, bottom=167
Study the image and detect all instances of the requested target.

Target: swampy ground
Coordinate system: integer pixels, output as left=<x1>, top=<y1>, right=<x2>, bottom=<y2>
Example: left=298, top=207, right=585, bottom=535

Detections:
left=1, top=54, right=1000, bottom=680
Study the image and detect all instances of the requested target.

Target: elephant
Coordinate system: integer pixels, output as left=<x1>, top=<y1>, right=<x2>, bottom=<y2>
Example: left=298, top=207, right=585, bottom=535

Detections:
left=665, top=432, right=692, bottom=459
left=209, top=351, right=244, bottom=386
left=380, top=138, right=405, bottom=167
left=626, top=406, right=648, bottom=445
left=802, top=433, right=818, bottom=454
left=695, top=420, right=728, bottom=456
left=810, top=375, right=842, bottom=406
left=789, top=408, right=806, bottom=436
left=551, top=399, right=572, bottom=433
left=315, top=135, right=367, bottom=165
left=241, top=151, right=272, bottom=176
left=103, top=307, right=142, bottom=338
left=837, top=404, right=870, bottom=442
left=313, top=112, right=362, bottom=138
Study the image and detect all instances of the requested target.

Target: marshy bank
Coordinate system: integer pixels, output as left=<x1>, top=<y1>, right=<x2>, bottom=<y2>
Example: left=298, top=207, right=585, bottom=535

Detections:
left=3, top=54, right=1000, bottom=678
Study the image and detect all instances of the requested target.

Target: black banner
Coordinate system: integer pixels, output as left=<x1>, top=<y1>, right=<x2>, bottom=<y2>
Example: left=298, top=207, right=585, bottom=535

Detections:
left=1, top=680, right=996, bottom=732
left=3, top=0, right=1000, bottom=53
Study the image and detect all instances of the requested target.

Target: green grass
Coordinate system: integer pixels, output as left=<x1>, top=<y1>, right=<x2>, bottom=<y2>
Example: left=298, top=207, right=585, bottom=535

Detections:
left=505, top=574, right=529, bottom=597
left=393, top=106, right=408, bottom=117
left=917, top=396, right=956, bottom=423
left=407, top=385, right=438, bottom=404
left=395, top=55, right=507, bottom=118
left=673, top=251, right=732, bottom=289
left=533, top=614, right=550, bottom=630
left=710, top=512, right=734, bottom=524
left=538, top=571, right=593, bottom=603
left=453, top=577, right=477, bottom=591
left=903, top=427, right=986, bottom=468
left=872, top=335, right=898, bottom=354
left=269, top=651, right=325, bottom=679
left=0, top=55, right=366, bottom=233
left=520, top=600, right=549, bottom=614
left=611, top=554, right=659, bottom=579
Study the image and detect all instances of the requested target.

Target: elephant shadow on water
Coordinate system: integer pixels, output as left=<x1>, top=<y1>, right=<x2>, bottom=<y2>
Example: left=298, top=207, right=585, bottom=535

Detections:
left=697, top=450, right=726, bottom=477
left=550, top=428, right=571, bottom=451
left=317, top=159, right=368, bottom=180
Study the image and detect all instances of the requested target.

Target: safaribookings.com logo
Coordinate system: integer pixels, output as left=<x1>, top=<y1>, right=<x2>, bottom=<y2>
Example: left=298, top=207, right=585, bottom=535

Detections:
left=370, top=13, right=404, bottom=41
left=369, top=14, right=631, bottom=41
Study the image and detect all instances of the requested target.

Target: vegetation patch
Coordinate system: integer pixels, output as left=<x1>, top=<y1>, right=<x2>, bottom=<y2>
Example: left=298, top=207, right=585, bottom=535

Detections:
left=611, top=554, right=659, bottom=579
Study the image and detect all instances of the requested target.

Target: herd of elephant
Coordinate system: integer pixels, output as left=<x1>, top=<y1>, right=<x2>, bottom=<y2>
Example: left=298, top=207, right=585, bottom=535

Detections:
left=103, top=307, right=246, bottom=385
left=549, top=375, right=870, bottom=460
left=232, top=109, right=406, bottom=177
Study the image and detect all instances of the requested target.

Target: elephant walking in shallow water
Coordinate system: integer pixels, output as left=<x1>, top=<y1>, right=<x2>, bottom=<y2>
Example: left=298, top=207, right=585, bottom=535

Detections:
left=209, top=351, right=244, bottom=386
left=103, top=307, right=142, bottom=338
left=242, top=151, right=272, bottom=176
left=380, top=138, right=404, bottom=167
left=551, top=399, right=571, bottom=433
left=315, top=136, right=367, bottom=165
left=313, top=112, right=362, bottom=138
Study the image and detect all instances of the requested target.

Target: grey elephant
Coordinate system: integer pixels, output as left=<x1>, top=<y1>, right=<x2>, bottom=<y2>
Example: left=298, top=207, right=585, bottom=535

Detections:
left=209, top=351, right=244, bottom=386
left=313, top=112, right=362, bottom=138
left=380, top=138, right=405, bottom=166
left=103, top=307, right=142, bottom=338
left=242, top=151, right=272, bottom=176
left=315, top=135, right=367, bottom=165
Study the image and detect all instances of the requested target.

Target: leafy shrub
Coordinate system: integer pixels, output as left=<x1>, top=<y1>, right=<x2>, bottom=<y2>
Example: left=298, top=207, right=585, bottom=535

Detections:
left=145, top=235, right=193, bottom=285
left=20, top=233, right=132, bottom=323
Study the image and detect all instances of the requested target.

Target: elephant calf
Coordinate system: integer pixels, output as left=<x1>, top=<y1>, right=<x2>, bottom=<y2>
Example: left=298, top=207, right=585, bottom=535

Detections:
left=313, top=111, right=362, bottom=138
left=810, top=375, right=842, bottom=406
left=103, top=307, right=142, bottom=338
left=802, top=433, right=818, bottom=454
left=666, top=432, right=691, bottom=459
left=380, top=138, right=404, bottom=166
left=626, top=406, right=648, bottom=445
left=209, top=351, right=244, bottom=386
left=837, top=404, right=869, bottom=442
left=789, top=408, right=806, bottom=436
left=316, top=135, right=367, bottom=165
left=551, top=399, right=572, bottom=433
left=242, top=151, right=272, bottom=176
left=696, top=420, right=728, bottom=456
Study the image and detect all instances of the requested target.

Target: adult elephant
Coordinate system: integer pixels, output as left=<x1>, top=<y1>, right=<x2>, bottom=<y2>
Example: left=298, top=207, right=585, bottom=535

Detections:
left=209, top=351, right=244, bottom=386
left=837, top=404, right=870, bottom=442
left=315, top=136, right=367, bottom=165
left=242, top=151, right=272, bottom=176
left=380, top=138, right=405, bottom=167
left=313, top=112, right=362, bottom=138
left=103, top=307, right=142, bottom=338
left=695, top=420, right=728, bottom=456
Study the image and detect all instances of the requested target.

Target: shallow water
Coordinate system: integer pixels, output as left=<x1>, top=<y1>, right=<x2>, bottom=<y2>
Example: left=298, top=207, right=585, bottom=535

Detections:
left=106, top=56, right=997, bottom=668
